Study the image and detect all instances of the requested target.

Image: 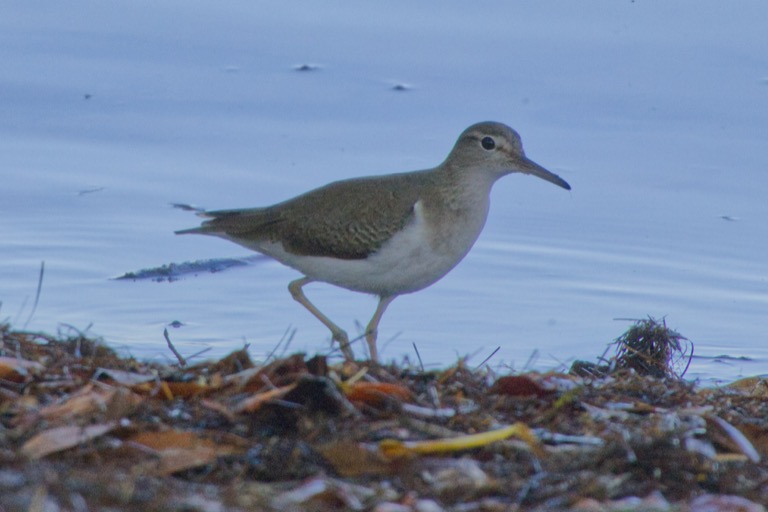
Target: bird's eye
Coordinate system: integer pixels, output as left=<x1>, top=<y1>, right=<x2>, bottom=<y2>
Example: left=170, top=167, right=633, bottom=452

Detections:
left=481, top=136, right=496, bottom=150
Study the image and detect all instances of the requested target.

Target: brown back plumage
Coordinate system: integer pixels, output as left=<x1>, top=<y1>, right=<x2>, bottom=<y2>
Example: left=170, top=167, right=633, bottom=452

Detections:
left=183, top=170, right=434, bottom=260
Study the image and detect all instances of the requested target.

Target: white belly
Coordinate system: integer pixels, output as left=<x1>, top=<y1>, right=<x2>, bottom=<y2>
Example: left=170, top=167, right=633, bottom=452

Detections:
left=236, top=199, right=488, bottom=297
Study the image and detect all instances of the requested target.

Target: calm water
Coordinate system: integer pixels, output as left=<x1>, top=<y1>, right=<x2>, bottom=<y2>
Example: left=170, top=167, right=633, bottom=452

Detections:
left=2, top=1, right=767, bottom=382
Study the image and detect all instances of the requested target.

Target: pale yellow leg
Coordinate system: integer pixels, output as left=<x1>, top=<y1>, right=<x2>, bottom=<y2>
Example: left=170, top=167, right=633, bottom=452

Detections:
left=364, top=295, right=396, bottom=362
left=288, top=277, right=354, bottom=360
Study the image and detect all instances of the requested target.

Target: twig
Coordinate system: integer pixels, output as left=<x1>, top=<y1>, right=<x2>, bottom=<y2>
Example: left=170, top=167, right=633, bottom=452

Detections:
left=264, top=325, right=296, bottom=363
left=187, top=347, right=212, bottom=361
left=379, top=330, right=402, bottom=359
left=23, top=261, right=45, bottom=330
left=523, top=348, right=539, bottom=371
left=57, top=322, right=94, bottom=358
left=412, top=342, right=424, bottom=372
left=163, top=328, right=186, bottom=366
left=680, top=338, right=694, bottom=378
left=475, top=346, right=501, bottom=370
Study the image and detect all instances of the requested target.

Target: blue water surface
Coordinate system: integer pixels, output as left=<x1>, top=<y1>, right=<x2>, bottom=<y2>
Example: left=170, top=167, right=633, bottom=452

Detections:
left=2, top=1, right=767, bottom=382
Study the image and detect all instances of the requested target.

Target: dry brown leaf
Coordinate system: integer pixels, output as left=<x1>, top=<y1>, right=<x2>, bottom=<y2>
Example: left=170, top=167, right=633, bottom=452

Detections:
left=725, top=376, right=768, bottom=397
left=317, top=441, right=394, bottom=477
left=0, top=356, right=45, bottom=382
left=162, top=380, right=214, bottom=399
left=14, top=384, right=142, bottom=430
left=132, top=378, right=214, bottom=400
left=37, top=384, right=109, bottom=420
left=200, top=398, right=236, bottom=422
left=236, top=353, right=309, bottom=392
left=130, top=429, right=247, bottom=453
left=155, top=448, right=215, bottom=476
left=21, top=422, right=118, bottom=459
left=129, top=429, right=246, bottom=476
left=131, top=431, right=217, bottom=476
left=232, top=383, right=296, bottom=413
left=130, top=429, right=209, bottom=450
left=343, top=382, right=412, bottom=407
left=490, top=375, right=555, bottom=398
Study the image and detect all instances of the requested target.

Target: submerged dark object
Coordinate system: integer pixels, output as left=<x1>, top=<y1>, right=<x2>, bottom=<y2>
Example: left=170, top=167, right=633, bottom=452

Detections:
left=115, top=256, right=266, bottom=282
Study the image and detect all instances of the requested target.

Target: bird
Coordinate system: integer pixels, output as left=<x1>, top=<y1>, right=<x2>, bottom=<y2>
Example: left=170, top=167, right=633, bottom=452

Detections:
left=176, top=121, right=570, bottom=361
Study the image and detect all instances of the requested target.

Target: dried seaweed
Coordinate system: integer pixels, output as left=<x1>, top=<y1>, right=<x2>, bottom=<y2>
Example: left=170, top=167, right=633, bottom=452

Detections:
left=0, top=323, right=766, bottom=511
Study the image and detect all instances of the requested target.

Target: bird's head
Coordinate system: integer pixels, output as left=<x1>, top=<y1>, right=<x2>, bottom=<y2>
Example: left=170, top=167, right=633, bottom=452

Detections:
left=445, top=121, right=570, bottom=190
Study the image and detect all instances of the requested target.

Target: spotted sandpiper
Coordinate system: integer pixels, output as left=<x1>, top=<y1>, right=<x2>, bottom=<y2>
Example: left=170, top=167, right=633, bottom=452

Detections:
left=177, top=121, right=570, bottom=361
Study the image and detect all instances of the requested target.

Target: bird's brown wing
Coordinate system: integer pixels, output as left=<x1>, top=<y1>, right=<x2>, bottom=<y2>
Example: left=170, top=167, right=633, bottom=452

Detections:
left=183, top=171, right=430, bottom=260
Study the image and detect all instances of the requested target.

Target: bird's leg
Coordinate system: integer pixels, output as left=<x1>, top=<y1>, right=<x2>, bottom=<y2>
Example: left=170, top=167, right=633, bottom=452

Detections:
left=288, top=277, right=354, bottom=361
left=364, top=295, right=396, bottom=362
